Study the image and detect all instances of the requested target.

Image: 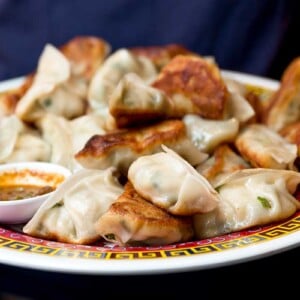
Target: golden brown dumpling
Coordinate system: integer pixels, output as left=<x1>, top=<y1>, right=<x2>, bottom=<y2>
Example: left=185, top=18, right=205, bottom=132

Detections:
left=196, top=144, right=250, bottom=187
left=0, top=74, right=34, bottom=117
left=60, top=35, right=111, bottom=80
left=130, top=43, right=195, bottom=70
left=263, top=57, right=300, bottom=131
left=75, top=119, right=207, bottom=174
left=152, top=55, right=229, bottom=119
left=280, top=121, right=300, bottom=156
left=95, top=181, right=194, bottom=246
left=235, top=124, right=297, bottom=169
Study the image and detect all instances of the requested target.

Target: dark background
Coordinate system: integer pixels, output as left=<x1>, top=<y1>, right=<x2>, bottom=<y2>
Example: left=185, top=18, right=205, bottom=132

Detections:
left=0, top=0, right=299, bottom=81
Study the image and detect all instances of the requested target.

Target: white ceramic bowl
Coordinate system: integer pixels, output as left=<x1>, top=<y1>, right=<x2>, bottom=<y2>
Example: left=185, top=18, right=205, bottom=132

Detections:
left=0, top=162, right=71, bottom=224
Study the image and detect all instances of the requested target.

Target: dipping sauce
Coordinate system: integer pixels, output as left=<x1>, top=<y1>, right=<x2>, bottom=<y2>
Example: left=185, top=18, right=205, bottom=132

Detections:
left=0, top=185, right=55, bottom=201
left=0, top=162, right=71, bottom=224
left=0, top=167, right=65, bottom=202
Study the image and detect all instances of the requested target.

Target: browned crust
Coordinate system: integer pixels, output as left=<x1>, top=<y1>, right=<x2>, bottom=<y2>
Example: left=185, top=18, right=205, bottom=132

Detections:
left=110, top=109, right=167, bottom=128
left=75, top=119, right=185, bottom=158
left=110, top=182, right=192, bottom=223
left=0, top=74, right=34, bottom=116
left=234, top=125, right=284, bottom=169
left=130, top=44, right=195, bottom=70
left=244, top=90, right=263, bottom=123
left=96, top=182, right=194, bottom=245
left=200, top=144, right=248, bottom=182
left=152, top=55, right=228, bottom=119
left=234, top=131, right=263, bottom=168
left=60, top=36, right=110, bottom=80
left=280, top=121, right=300, bottom=155
left=263, top=57, right=300, bottom=129
left=235, top=142, right=263, bottom=168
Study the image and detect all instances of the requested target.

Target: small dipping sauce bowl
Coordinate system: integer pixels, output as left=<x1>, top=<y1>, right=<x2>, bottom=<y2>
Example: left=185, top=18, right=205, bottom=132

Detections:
left=0, top=162, right=71, bottom=224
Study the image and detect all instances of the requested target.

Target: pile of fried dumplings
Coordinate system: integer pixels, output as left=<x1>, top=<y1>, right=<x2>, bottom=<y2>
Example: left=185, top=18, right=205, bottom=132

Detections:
left=1, top=36, right=300, bottom=246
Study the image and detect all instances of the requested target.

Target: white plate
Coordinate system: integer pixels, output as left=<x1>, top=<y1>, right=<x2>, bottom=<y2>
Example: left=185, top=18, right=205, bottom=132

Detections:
left=1, top=71, right=299, bottom=276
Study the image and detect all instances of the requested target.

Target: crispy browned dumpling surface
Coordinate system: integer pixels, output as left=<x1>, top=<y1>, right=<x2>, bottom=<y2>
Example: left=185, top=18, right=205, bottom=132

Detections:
left=280, top=121, right=300, bottom=155
left=197, top=144, right=249, bottom=186
left=152, top=55, right=228, bottom=119
left=0, top=74, right=34, bottom=117
left=75, top=119, right=189, bottom=172
left=60, top=35, right=110, bottom=80
left=263, top=57, right=300, bottom=131
left=110, top=106, right=167, bottom=129
left=130, top=43, right=195, bottom=70
left=76, top=118, right=185, bottom=154
left=95, top=182, right=194, bottom=246
left=235, top=124, right=297, bottom=169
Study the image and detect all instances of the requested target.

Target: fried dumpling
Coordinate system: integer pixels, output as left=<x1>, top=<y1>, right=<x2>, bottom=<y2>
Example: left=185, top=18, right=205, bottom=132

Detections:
left=23, top=167, right=123, bottom=244
left=130, top=43, right=195, bottom=70
left=183, top=115, right=239, bottom=153
left=0, top=115, right=50, bottom=163
left=152, top=55, right=229, bottom=119
left=235, top=124, right=297, bottom=169
left=193, top=169, right=300, bottom=239
left=37, top=114, right=74, bottom=169
left=38, top=113, right=106, bottom=171
left=196, top=144, right=250, bottom=187
left=15, top=44, right=87, bottom=122
left=60, top=35, right=111, bottom=81
left=279, top=121, right=300, bottom=156
left=263, top=57, right=300, bottom=131
left=0, top=74, right=34, bottom=117
left=109, top=73, right=172, bottom=127
left=70, top=114, right=106, bottom=153
left=128, top=145, right=219, bottom=216
left=1, top=37, right=109, bottom=118
left=223, top=78, right=255, bottom=123
left=59, top=36, right=111, bottom=103
left=95, top=181, right=194, bottom=246
left=75, top=119, right=208, bottom=174
left=88, top=48, right=157, bottom=112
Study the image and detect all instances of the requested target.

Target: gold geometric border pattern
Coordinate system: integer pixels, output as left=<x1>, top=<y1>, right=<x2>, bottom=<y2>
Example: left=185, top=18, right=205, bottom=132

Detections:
left=0, top=215, right=299, bottom=260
